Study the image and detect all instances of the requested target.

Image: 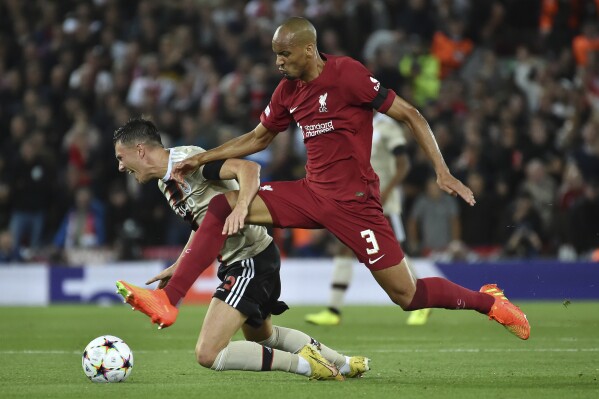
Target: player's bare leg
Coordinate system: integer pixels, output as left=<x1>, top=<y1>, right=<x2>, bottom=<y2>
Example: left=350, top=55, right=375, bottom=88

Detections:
left=199, top=298, right=342, bottom=380
left=223, top=190, right=274, bottom=226
left=195, top=298, right=247, bottom=368
left=403, top=257, right=432, bottom=326
left=371, top=258, right=418, bottom=308
left=372, top=258, right=530, bottom=339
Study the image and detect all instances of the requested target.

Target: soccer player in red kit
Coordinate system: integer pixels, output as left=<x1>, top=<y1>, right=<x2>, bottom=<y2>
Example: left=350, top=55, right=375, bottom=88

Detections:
left=118, top=17, right=530, bottom=341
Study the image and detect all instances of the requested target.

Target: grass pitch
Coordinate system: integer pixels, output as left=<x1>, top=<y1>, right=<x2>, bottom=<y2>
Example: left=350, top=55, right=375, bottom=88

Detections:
left=0, top=302, right=597, bottom=399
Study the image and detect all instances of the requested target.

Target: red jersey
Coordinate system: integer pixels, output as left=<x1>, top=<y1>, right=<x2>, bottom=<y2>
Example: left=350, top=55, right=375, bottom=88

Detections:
left=260, top=53, right=396, bottom=201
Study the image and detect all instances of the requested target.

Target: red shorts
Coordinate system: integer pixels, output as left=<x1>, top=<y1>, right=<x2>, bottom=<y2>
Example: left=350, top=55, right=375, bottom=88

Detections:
left=257, top=179, right=404, bottom=270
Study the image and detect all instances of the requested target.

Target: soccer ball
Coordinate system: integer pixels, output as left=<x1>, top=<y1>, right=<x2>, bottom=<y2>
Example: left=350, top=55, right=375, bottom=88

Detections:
left=82, top=335, right=134, bottom=383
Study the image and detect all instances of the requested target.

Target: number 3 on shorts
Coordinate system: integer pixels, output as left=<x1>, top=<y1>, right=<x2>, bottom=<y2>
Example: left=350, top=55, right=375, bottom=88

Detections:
left=360, top=229, right=380, bottom=255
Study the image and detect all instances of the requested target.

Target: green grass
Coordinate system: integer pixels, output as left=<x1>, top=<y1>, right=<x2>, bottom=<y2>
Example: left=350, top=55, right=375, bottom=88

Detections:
left=0, top=302, right=598, bottom=399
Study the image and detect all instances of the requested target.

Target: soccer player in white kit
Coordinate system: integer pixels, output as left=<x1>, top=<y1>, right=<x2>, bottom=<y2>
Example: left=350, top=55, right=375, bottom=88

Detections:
left=114, top=118, right=368, bottom=380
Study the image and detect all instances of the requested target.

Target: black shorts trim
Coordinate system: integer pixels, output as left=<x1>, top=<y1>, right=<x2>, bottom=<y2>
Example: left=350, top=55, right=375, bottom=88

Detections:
left=213, top=242, right=289, bottom=327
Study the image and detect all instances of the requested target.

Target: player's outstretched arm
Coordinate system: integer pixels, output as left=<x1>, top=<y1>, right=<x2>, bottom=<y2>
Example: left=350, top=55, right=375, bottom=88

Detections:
left=384, top=96, right=476, bottom=206
left=146, top=230, right=196, bottom=288
left=172, top=124, right=277, bottom=182
left=218, top=159, right=261, bottom=235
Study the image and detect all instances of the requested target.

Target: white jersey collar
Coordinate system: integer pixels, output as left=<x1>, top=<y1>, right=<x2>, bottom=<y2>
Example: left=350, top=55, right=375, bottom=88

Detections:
left=162, top=149, right=173, bottom=182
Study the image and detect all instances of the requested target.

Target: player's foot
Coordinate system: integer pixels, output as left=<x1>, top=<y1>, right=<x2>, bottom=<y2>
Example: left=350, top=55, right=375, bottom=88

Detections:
left=305, top=309, right=341, bottom=326
left=297, top=344, right=344, bottom=381
left=406, top=308, right=432, bottom=326
left=116, top=280, right=178, bottom=329
left=343, top=356, right=370, bottom=378
left=480, top=284, right=530, bottom=340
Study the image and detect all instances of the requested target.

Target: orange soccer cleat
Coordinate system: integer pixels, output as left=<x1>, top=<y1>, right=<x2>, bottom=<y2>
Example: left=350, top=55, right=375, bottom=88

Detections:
left=116, top=280, right=178, bottom=329
left=480, top=284, right=530, bottom=340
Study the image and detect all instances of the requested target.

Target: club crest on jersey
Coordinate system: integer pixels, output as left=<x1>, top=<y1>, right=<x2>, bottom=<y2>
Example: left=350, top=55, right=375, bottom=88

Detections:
left=318, top=92, right=328, bottom=113
left=179, top=180, right=192, bottom=194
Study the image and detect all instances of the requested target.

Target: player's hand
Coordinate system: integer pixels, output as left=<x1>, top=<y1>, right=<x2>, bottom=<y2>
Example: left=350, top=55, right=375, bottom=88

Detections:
left=437, top=172, right=476, bottom=206
left=146, top=264, right=177, bottom=289
left=172, top=155, right=202, bottom=183
left=222, top=204, right=248, bottom=235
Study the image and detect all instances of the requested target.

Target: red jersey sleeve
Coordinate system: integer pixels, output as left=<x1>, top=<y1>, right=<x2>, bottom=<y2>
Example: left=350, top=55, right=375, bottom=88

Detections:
left=260, top=82, right=293, bottom=133
left=340, top=57, right=396, bottom=113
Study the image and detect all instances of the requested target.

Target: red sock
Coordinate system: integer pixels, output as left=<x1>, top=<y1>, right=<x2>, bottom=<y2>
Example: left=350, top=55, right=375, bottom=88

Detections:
left=405, top=277, right=494, bottom=314
left=163, top=194, right=231, bottom=305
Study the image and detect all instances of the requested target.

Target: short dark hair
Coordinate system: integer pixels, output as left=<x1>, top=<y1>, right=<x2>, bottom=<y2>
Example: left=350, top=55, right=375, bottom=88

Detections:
left=113, top=117, right=163, bottom=147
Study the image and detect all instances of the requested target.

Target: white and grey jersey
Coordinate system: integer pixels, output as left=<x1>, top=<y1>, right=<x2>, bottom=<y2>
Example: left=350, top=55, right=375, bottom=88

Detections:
left=158, top=146, right=272, bottom=265
left=371, top=113, right=407, bottom=215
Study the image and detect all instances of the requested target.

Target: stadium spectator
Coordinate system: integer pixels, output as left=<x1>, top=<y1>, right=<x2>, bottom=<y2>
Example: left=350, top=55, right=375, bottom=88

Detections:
left=558, top=161, right=585, bottom=211
left=126, top=54, right=176, bottom=110
left=459, top=171, right=501, bottom=249
left=501, top=191, right=544, bottom=258
left=540, top=0, right=597, bottom=51
left=466, top=0, right=506, bottom=46
left=104, top=181, right=134, bottom=248
left=399, top=35, right=440, bottom=107
left=408, top=176, right=461, bottom=255
left=431, top=18, right=473, bottom=79
left=53, top=186, right=106, bottom=250
left=395, top=0, right=435, bottom=41
left=571, top=118, right=599, bottom=181
left=0, top=156, right=10, bottom=230
left=62, top=109, right=102, bottom=189
left=519, top=158, right=558, bottom=234
left=565, top=179, right=599, bottom=257
left=8, top=135, right=54, bottom=258
left=581, top=54, right=599, bottom=114
left=0, top=229, right=21, bottom=263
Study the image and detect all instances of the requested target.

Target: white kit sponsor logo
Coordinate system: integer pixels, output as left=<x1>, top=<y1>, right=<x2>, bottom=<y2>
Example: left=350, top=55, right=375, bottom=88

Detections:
left=290, top=106, right=298, bottom=113
left=260, top=185, right=273, bottom=191
left=298, top=120, right=335, bottom=138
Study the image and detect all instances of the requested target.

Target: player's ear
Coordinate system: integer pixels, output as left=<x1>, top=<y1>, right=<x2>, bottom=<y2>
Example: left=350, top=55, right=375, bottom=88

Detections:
left=305, top=43, right=315, bottom=58
left=136, top=143, right=145, bottom=158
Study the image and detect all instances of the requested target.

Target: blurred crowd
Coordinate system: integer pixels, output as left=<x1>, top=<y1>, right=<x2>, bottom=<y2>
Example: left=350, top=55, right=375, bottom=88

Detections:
left=1, top=0, right=599, bottom=264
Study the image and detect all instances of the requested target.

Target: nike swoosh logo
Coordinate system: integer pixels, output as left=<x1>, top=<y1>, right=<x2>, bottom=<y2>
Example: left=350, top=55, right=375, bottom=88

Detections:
left=310, top=355, right=338, bottom=377
left=368, top=254, right=386, bottom=264
left=290, top=106, right=298, bottom=113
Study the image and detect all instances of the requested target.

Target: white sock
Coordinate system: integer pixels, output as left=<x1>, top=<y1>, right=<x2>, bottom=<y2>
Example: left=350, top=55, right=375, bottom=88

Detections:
left=210, top=341, right=300, bottom=374
left=339, top=356, right=351, bottom=375
left=296, top=357, right=311, bottom=376
left=258, top=326, right=347, bottom=369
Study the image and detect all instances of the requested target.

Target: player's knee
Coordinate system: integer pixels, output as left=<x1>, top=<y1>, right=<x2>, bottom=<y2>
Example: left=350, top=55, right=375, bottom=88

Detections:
left=386, top=286, right=416, bottom=310
left=195, top=344, right=217, bottom=369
